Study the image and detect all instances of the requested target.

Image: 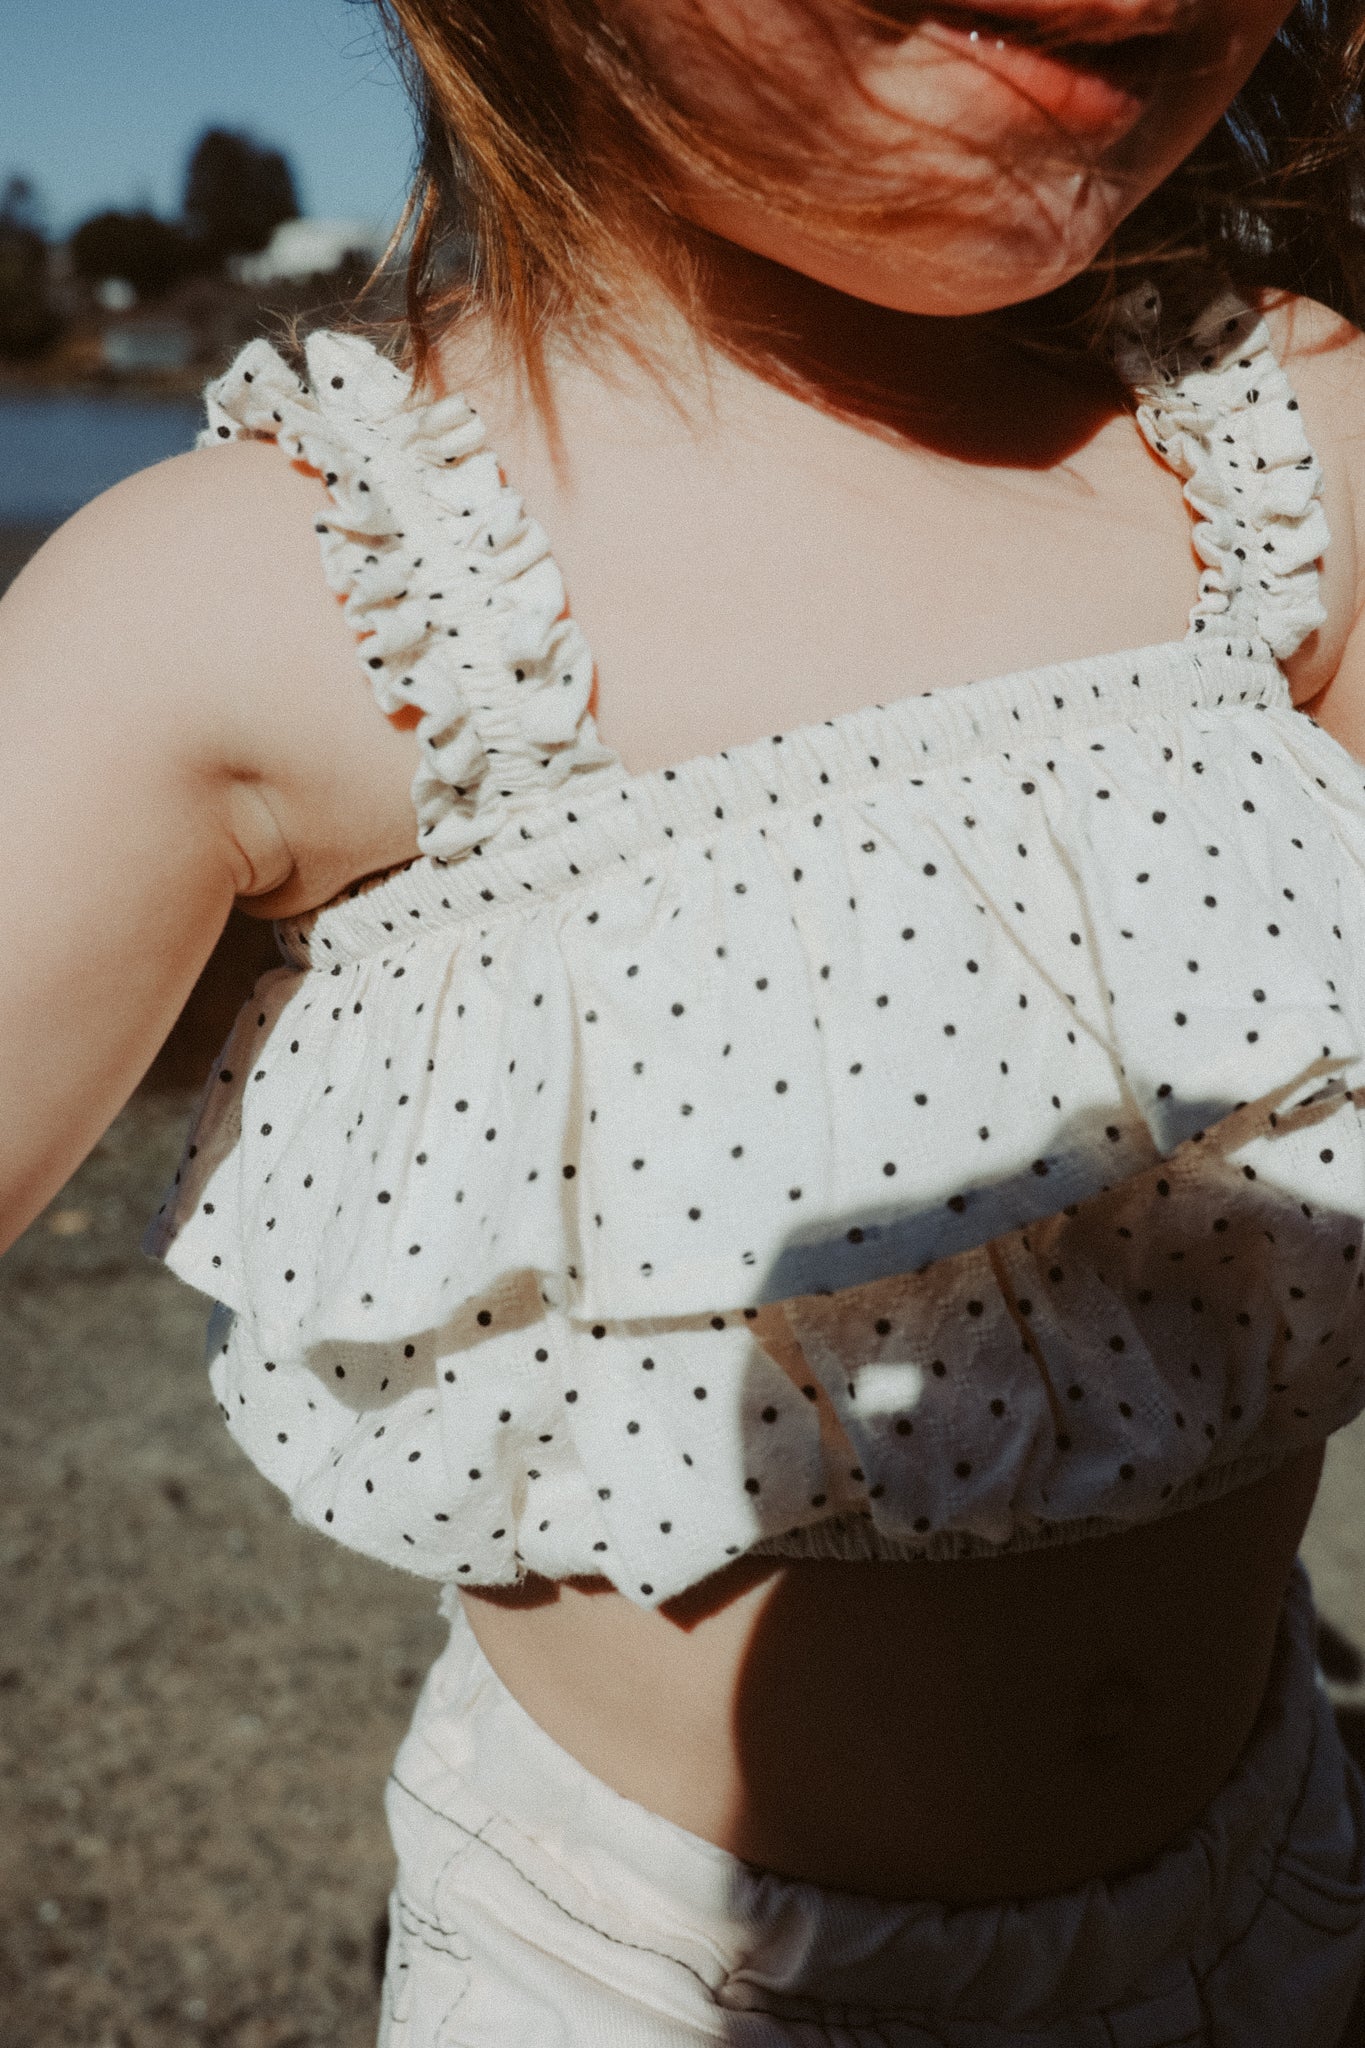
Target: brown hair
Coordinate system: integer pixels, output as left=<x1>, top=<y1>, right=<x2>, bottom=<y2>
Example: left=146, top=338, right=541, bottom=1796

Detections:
left=359, top=0, right=1365, bottom=391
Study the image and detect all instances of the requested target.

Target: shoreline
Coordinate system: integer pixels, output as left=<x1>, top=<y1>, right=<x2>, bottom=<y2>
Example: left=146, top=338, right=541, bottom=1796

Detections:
left=0, top=365, right=209, bottom=402
left=0, top=374, right=205, bottom=401
left=0, top=394, right=204, bottom=563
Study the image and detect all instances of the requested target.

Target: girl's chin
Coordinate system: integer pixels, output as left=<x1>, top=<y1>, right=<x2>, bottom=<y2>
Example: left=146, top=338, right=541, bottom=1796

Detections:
left=700, top=209, right=1114, bottom=319
left=674, top=118, right=1148, bottom=317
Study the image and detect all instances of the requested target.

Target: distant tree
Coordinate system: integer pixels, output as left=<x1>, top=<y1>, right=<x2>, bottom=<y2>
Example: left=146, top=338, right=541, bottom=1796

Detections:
left=1, top=174, right=45, bottom=237
left=182, top=128, right=299, bottom=263
left=0, top=175, right=61, bottom=360
left=69, top=208, right=204, bottom=300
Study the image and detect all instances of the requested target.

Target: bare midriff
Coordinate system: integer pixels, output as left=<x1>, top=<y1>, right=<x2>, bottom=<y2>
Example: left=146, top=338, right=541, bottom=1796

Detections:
left=459, top=1440, right=1325, bottom=1905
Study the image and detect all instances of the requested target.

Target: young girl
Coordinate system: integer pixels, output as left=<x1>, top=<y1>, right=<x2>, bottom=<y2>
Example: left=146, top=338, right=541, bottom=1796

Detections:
left=8, top=0, right=1365, bottom=2039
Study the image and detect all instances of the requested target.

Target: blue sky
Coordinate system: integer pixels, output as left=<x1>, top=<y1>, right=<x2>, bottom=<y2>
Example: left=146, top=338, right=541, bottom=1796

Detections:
left=2, top=0, right=419, bottom=238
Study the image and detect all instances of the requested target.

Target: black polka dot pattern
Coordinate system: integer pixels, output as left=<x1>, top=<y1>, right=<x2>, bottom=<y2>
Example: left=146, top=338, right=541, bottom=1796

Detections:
left=146, top=281, right=1365, bottom=1609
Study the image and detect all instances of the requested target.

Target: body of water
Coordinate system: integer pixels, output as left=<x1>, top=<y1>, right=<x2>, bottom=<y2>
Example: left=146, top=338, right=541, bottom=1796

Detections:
left=0, top=390, right=203, bottom=525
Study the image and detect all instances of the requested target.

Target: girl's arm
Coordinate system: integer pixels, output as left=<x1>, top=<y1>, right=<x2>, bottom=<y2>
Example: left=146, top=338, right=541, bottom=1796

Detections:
left=0, top=440, right=421, bottom=1256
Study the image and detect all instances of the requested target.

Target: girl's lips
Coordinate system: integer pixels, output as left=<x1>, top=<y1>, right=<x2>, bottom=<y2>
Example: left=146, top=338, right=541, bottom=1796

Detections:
left=919, top=11, right=1173, bottom=137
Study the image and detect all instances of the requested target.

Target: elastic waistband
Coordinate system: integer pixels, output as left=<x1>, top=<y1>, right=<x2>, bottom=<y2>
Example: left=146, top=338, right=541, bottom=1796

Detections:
left=282, top=644, right=1283, bottom=966
left=389, top=1560, right=1328, bottom=2028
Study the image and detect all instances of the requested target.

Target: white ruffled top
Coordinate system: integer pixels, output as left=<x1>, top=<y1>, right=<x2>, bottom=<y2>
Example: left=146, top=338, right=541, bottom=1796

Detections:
left=146, top=283, right=1365, bottom=1608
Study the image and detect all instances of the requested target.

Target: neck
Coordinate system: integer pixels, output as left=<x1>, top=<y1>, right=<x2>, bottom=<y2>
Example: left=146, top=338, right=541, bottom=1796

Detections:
left=595, top=226, right=1131, bottom=468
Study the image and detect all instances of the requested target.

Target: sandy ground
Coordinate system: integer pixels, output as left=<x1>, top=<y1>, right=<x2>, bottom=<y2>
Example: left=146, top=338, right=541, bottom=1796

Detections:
left=0, top=1096, right=445, bottom=2047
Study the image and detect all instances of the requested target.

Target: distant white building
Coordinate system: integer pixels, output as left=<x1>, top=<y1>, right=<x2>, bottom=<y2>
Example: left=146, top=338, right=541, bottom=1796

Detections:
left=231, top=218, right=388, bottom=285
left=94, top=276, right=137, bottom=312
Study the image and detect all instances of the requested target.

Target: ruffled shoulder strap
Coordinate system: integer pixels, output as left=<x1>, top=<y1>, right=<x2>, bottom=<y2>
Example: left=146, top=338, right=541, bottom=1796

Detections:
left=1111, top=282, right=1330, bottom=664
left=199, top=329, right=623, bottom=860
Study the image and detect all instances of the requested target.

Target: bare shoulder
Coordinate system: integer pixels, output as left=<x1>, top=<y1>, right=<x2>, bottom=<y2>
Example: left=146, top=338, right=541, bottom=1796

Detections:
left=10, top=439, right=338, bottom=718
left=2, top=437, right=422, bottom=913
left=8, top=436, right=369, bottom=756
left=1250, top=290, right=1365, bottom=748
left=1256, top=287, right=1365, bottom=400
left=1250, top=290, right=1365, bottom=698
left=1256, top=287, right=1365, bottom=499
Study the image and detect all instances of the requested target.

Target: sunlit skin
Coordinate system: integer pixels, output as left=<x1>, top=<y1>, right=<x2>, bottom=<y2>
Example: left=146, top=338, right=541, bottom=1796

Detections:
left=5, top=0, right=1365, bottom=1906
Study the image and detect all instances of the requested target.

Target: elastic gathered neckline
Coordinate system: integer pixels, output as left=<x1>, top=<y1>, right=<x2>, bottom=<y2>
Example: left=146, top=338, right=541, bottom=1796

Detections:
left=278, top=642, right=1284, bottom=967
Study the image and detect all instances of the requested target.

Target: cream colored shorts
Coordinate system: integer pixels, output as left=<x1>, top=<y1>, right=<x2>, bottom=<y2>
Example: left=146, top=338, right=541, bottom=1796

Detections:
left=379, top=1560, right=1365, bottom=2045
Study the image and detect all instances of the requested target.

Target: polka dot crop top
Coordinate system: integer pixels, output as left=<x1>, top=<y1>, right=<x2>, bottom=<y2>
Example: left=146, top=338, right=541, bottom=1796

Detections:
left=146, top=282, right=1365, bottom=1610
